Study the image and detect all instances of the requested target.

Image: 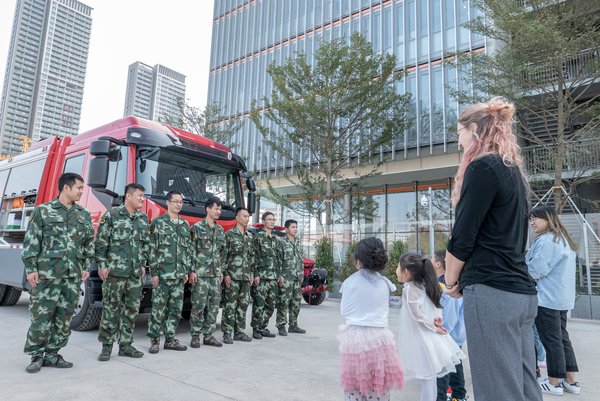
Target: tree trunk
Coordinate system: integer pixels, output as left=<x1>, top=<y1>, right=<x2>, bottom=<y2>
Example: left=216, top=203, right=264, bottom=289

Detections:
left=554, top=71, right=567, bottom=213
left=325, top=156, right=333, bottom=236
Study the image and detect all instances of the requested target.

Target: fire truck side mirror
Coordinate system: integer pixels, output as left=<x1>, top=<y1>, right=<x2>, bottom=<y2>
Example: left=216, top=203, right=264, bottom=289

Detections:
left=87, top=156, right=109, bottom=190
left=245, top=178, right=256, bottom=192
left=90, top=139, right=111, bottom=156
left=247, top=191, right=256, bottom=215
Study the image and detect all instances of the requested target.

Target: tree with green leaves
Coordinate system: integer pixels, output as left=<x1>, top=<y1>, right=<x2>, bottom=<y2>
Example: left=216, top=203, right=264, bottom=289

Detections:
left=453, top=0, right=600, bottom=211
left=251, top=33, right=410, bottom=234
left=161, top=100, right=242, bottom=146
left=315, top=236, right=335, bottom=288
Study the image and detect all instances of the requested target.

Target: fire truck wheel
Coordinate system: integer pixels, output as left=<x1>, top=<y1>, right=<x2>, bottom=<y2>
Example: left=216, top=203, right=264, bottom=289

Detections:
left=0, top=284, right=7, bottom=303
left=0, top=286, right=22, bottom=306
left=70, top=281, right=102, bottom=331
left=303, top=291, right=326, bottom=306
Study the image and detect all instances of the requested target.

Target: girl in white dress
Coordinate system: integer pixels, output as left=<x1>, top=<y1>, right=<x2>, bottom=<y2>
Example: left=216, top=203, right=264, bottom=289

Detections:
left=396, top=253, right=465, bottom=401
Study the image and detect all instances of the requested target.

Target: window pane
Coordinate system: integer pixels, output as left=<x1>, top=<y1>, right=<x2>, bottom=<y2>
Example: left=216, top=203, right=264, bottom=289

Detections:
left=63, top=154, right=85, bottom=176
left=4, top=158, right=46, bottom=197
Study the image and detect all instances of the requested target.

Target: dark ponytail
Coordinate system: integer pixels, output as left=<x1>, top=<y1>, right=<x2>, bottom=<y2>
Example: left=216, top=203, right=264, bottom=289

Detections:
left=398, top=253, right=442, bottom=308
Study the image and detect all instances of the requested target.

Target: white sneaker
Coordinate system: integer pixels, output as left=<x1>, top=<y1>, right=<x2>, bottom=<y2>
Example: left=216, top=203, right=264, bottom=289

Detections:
left=540, top=378, right=564, bottom=396
left=561, top=381, right=581, bottom=395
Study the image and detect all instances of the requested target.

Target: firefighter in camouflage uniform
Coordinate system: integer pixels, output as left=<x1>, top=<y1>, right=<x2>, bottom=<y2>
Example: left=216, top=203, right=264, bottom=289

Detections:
left=22, top=173, right=95, bottom=373
left=250, top=211, right=283, bottom=340
left=221, top=207, right=255, bottom=344
left=95, top=184, right=149, bottom=361
left=276, top=219, right=307, bottom=336
left=189, top=196, right=227, bottom=348
left=147, top=191, right=190, bottom=353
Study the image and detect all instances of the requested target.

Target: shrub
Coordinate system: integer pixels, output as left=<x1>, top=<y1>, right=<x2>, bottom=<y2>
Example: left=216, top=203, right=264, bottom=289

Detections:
left=315, top=236, right=335, bottom=285
left=385, top=240, right=405, bottom=295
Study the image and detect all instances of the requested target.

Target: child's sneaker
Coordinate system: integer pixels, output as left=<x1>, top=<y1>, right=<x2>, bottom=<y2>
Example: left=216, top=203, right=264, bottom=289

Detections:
left=540, top=378, right=564, bottom=396
left=561, top=381, right=580, bottom=395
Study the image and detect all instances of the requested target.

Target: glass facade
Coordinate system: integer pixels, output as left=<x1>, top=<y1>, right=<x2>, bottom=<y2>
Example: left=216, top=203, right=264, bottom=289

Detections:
left=208, top=0, right=485, bottom=260
left=276, top=181, right=453, bottom=263
left=208, top=0, right=485, bottom=176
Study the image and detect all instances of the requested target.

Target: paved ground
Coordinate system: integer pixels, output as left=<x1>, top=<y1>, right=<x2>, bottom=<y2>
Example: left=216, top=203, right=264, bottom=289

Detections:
left=1, top=294, right=598, bottom=400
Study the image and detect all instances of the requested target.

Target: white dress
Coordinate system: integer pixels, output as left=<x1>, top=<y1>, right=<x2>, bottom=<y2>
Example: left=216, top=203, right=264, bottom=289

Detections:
left=398, top=282, right=465, bottom=380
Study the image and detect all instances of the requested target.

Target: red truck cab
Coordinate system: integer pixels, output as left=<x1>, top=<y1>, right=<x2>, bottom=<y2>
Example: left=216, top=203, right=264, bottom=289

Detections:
left=0, top=116, right=256, bottom=330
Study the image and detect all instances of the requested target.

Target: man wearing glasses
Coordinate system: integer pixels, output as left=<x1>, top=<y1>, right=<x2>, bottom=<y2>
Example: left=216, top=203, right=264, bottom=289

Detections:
left=251, top=212, right=284, bottom=339
left=146, top=191, right=191, bottom=354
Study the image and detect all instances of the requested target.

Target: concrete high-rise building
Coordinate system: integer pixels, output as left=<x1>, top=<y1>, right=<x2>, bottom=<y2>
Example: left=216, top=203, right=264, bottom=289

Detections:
left=123, top=62, right=186, bottom=123
left=0, top=0, right=93, bottom=155
left=208, top=0, right=486, bottom=253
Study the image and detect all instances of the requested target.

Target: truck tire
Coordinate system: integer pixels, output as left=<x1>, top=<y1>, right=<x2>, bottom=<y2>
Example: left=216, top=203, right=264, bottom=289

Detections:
left=303, top=291, right=326, bottom=306
left=0, top=284, right=7, bottom=302
left=1, top=286, right=22, bottom=306
left=70, top=281, right=102, bottom=331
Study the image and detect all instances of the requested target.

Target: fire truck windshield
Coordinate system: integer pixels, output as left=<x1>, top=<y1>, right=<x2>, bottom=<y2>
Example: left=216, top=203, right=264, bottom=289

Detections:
left=136, top=148, right=242, bottom=212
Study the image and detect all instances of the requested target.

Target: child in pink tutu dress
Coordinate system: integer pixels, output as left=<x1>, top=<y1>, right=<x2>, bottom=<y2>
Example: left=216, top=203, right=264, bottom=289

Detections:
left=396, top=253, right=465, bottom=401
left=338, top=238, right=404, bottom=401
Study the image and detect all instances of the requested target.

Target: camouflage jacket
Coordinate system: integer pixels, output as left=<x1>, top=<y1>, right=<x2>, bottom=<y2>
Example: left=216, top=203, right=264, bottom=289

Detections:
left=281, top=236, right=304, bottom=280
left=22, top=198, right=95, bottom=280
left=253, top=230, right=283, bottom=281
left=224, top=225, right=255, bottom=281
left=95, top=204, right=149, bottom=278
left=191, top=219, right=226, bottom=278
left=148, top=213, right=191, bottom=280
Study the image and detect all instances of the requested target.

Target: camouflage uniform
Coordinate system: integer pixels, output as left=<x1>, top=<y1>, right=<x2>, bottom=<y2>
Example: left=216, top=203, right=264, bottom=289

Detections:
left=22, top=199, right=95, bottom=358
left=95, top=205, right=149, bottom=347
left=277, top=236, right=304, bottom=329
left=147, top=214, right=191, bottom=341
left=221, top=226, right=255, bottom=335
left=251, top=230, right=283, bottom=331
left=190, top=219, right=226, bottom=338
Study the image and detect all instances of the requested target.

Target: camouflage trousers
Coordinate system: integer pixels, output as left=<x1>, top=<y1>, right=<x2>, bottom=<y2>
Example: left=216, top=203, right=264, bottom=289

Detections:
left=147, top=278, right=185, bottom=340
left=221, top=279, right=251, bottom=334
left=190, top=276, right=221, bottom=337
left=98, top=276, right=142, bottom=346
left=276, top=276, right=303, bottom=329
left=24, top=278, right=79, bottom=357
left=251, top=279, right=278, bottom=330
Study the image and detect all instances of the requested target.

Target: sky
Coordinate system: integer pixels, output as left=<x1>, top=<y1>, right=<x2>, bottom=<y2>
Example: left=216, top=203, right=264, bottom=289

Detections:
left=0, top=0, right=215, bottom=132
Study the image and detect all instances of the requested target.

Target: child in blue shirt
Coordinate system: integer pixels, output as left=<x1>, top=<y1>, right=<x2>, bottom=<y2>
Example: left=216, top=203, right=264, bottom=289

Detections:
left=433, top=250, right=467, bottom=401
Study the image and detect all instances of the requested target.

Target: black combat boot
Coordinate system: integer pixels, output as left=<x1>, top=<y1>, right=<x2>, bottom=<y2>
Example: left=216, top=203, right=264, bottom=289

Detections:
left=118, top=344, right=144, bottom=358
left=260, top=328, right=276, bottom=338
left=98, top=344, right=113, bottom=362
left=278, top=327, right=288, bottom=336
left=190, top=335, right=201, bottom=348
left=42, top=354, right=73, bottom=368
left=223, top=333, right=233, bottom=344
left=252, top=330, right=263, bottom=340
left=288, top=326, right=307, bottom=334
left=149, top=338, right=160, bottom=354
left=203, top=335, right=223, bottom=347
left=25, top=356, right=43, bottom=373
left=234, top=332, right=252, bottom=342
left=164, top=338, right=187, bottom=351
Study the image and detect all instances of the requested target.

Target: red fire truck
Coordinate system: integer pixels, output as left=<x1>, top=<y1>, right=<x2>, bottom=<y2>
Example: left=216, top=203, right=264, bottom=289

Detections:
left=0, top=116, right=255, bottom=330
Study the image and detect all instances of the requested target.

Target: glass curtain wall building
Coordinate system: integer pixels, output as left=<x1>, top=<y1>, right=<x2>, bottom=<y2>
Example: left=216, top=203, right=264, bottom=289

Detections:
left=207, top=0, right=485, bottom=257
left=0, top=0, right=93, bottom=155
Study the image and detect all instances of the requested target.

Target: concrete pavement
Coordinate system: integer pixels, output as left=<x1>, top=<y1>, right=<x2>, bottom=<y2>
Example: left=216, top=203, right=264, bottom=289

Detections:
left=1, top=294, right=598, bottom=400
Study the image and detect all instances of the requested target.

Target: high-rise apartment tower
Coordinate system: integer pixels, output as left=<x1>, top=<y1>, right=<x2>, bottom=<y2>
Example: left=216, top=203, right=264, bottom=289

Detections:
left=0, top=0, right=93, bottom=154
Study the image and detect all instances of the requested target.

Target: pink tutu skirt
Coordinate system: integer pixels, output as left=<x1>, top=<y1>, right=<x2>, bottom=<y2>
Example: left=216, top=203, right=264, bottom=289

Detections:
left=338, top=325, right=404, bottom=396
